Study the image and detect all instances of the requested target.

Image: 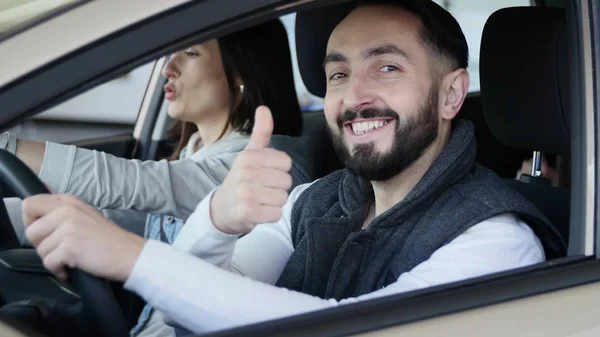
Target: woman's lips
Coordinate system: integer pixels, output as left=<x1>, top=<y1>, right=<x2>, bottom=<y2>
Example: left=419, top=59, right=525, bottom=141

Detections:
left=164, top=84, right=176, bottom=100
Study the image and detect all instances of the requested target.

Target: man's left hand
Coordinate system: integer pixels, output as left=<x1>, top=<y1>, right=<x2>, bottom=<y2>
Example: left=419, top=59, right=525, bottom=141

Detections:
left=23, top=194, right=145, bottom=282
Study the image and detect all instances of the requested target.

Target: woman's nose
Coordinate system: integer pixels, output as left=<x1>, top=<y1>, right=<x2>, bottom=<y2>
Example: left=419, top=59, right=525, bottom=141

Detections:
left=162, top=56, right=179, bottom=79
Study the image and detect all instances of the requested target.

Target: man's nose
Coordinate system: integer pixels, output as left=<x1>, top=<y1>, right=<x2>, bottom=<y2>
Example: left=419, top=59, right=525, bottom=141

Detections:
left=342, top=73, right=376, bottom=112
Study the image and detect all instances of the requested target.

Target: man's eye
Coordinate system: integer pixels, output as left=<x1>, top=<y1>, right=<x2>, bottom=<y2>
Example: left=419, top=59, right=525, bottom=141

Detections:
left=380, top=65, right=399, bottom=72
left=329, top=73, right=347, bottom=81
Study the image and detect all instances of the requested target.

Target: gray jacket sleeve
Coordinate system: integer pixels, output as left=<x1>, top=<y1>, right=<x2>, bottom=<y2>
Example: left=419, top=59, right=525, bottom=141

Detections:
left=5, top=197, right=28, bottom=246
left=39, top=142, right=239, bottom=220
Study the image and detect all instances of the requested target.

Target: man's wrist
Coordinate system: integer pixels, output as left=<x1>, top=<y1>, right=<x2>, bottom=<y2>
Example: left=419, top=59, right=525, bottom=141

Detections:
left=119, top=232, right=147, bottom=282
left=209, top=188, right=235, bottom=235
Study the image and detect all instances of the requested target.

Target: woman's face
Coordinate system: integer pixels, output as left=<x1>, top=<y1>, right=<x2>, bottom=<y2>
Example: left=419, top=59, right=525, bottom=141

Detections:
left=162, top=40, right=231, bottom=124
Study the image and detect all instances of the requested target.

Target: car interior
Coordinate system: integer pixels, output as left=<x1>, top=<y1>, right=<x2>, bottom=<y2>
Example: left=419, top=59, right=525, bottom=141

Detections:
left=0, top=0, right=584, bottom=336
left=295, top=3, right=571, bottom=251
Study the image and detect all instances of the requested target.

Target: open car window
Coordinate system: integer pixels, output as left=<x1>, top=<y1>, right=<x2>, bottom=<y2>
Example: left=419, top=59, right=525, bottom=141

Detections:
left=6, top=61, right=154, bottom=144
left=431, top=0, right=532, bottom=92
left=0, top=0, right=596, bottom=336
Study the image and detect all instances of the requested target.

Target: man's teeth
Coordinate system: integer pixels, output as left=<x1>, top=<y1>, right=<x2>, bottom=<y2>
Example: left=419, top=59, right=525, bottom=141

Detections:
left=351, top=120, right=389, bottom=135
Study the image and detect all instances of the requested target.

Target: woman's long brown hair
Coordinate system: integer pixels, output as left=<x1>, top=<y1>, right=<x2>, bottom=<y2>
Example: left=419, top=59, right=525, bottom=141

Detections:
left=166, top=19, right=303, bottom=161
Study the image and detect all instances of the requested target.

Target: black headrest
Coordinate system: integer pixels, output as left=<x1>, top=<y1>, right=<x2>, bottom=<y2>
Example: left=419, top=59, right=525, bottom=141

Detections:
left=480, top=7, right=571, bottom=155
left=295, top=2, right=354, bottom=98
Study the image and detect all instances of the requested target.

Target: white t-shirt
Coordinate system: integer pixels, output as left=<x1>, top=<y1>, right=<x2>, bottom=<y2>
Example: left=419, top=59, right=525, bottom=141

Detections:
left=124, top=182, right=545, bottom=335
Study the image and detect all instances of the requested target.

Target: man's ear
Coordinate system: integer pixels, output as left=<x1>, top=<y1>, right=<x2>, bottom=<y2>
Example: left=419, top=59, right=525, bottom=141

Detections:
left=439, top=68, right=469, bottom=120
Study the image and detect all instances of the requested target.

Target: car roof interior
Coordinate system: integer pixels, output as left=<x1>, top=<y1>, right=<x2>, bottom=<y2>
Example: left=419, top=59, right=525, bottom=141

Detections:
left=295, top=2, right=572, bottom=256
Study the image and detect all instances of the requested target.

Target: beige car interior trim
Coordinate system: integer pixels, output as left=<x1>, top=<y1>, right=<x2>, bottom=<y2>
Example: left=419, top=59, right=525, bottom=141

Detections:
left=150, top=101, right=172, bottom=142
left=357, top=282, right=600, bottom=337
left=0, top=0, right=78, bottom=34
left=0, top=323, right=27, bottom=337
left=133, top=57, right=167, bottom=140
left=0, top=0, right=191, bottom=88
left=579, top=0, right=595, bottom=256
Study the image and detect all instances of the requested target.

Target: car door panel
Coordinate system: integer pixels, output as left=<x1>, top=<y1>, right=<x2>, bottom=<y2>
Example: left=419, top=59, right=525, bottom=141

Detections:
left=357, top=282, right=600, bottom=337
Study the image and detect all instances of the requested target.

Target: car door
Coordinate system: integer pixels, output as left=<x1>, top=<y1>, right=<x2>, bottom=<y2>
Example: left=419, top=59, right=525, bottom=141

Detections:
left=0, top=0, right=598, bottom=336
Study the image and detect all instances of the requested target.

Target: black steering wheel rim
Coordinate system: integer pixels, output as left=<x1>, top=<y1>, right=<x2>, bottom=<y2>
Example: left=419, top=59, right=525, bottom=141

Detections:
left=0, top=149, right=129, bottom=337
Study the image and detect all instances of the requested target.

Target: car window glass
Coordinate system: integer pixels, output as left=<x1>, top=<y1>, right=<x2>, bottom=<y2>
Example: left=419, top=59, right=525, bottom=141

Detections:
left=10, top=61, right=154, bottom=143
left=432, top=0, right=531, bottom=92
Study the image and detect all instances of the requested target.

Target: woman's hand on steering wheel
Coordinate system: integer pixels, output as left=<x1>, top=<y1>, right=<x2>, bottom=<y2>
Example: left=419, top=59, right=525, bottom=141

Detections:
left=23, top=193, right=145, bottom=282
left=0, top=149, right=131, bottom=336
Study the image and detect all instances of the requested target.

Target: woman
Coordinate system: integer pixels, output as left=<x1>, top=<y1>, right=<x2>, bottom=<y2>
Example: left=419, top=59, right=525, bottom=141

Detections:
left=2, top=19, right=311, bottom=333
left=2, top=18, right=310, bottom=237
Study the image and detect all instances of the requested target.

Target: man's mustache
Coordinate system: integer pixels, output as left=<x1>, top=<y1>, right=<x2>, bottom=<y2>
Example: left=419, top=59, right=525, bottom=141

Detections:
left=336, top=108, right=399, bottom=129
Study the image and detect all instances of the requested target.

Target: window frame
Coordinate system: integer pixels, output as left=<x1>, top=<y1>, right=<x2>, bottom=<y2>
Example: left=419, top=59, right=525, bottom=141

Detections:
left=201, top=256, right=599, bottom=337
left=131, top=58, right=168, bottom=160
left=591, top=0, right=600, bottom=256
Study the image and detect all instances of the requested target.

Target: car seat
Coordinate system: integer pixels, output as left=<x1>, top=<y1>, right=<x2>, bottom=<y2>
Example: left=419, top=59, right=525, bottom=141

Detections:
left=480, top=6, right=571, bottom=250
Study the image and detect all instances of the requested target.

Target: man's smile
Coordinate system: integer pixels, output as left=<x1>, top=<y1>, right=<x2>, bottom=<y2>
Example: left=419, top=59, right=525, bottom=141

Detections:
left=343, top=118, right=396, bottom=142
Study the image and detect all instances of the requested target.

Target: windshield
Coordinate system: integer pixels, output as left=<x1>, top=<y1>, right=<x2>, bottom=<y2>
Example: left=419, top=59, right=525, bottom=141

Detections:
left=0, top=0, right=82, bottom=39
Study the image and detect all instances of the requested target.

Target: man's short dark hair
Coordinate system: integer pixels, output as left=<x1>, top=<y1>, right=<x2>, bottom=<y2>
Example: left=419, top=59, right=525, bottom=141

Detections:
left=356, top=0, right=469, bottom=75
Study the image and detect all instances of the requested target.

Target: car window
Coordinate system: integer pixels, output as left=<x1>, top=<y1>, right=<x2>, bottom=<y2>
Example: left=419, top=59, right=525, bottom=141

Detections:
left=280, top=14, right=325, bottom=112
left=432, top=0, right=531, bottom=92
left=9, top=61, right=154, bottom=144
left=281, top=0, right=531, bottom=110
left=0, top=0, right=83, bottom=40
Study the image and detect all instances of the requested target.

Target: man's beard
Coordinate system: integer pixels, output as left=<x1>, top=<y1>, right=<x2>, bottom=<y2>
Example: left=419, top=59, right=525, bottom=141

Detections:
left=328, top=89, right=439, bottom=182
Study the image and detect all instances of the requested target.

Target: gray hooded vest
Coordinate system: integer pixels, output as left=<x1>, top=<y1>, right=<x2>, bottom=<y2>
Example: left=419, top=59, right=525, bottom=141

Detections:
left=275, top=119, right=565, bottom=300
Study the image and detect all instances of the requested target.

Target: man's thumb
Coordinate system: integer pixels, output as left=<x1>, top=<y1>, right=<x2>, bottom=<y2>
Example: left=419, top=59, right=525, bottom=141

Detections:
left=246, top=106, right=274, bottom=149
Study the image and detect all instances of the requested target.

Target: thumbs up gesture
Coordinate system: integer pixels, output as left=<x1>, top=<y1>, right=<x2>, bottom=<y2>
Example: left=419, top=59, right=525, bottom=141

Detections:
left=210, top=106, right=293, bottom=234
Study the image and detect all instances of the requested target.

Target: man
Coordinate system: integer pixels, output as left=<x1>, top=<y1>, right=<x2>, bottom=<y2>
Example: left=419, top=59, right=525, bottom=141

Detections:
left=22, top=0, right=564, bottom=335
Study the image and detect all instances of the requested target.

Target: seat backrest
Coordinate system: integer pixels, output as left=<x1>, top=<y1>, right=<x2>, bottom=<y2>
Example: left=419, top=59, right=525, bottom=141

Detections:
left=503, top=180, right=570, bottom=244
left=301, top=111, right=343, bottom=179
left=458, top=94, right=531, bottom=178
left=480, top=7, right=571, bottom=248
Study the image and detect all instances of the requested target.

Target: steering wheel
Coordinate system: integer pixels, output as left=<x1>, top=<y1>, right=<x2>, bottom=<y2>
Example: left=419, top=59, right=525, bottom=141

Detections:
left=0, top=149, right=129, bottom=337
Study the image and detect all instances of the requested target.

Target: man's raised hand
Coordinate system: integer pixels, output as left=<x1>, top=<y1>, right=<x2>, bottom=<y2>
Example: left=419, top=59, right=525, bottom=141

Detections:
left=210, top=106, right=293, bottom=234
